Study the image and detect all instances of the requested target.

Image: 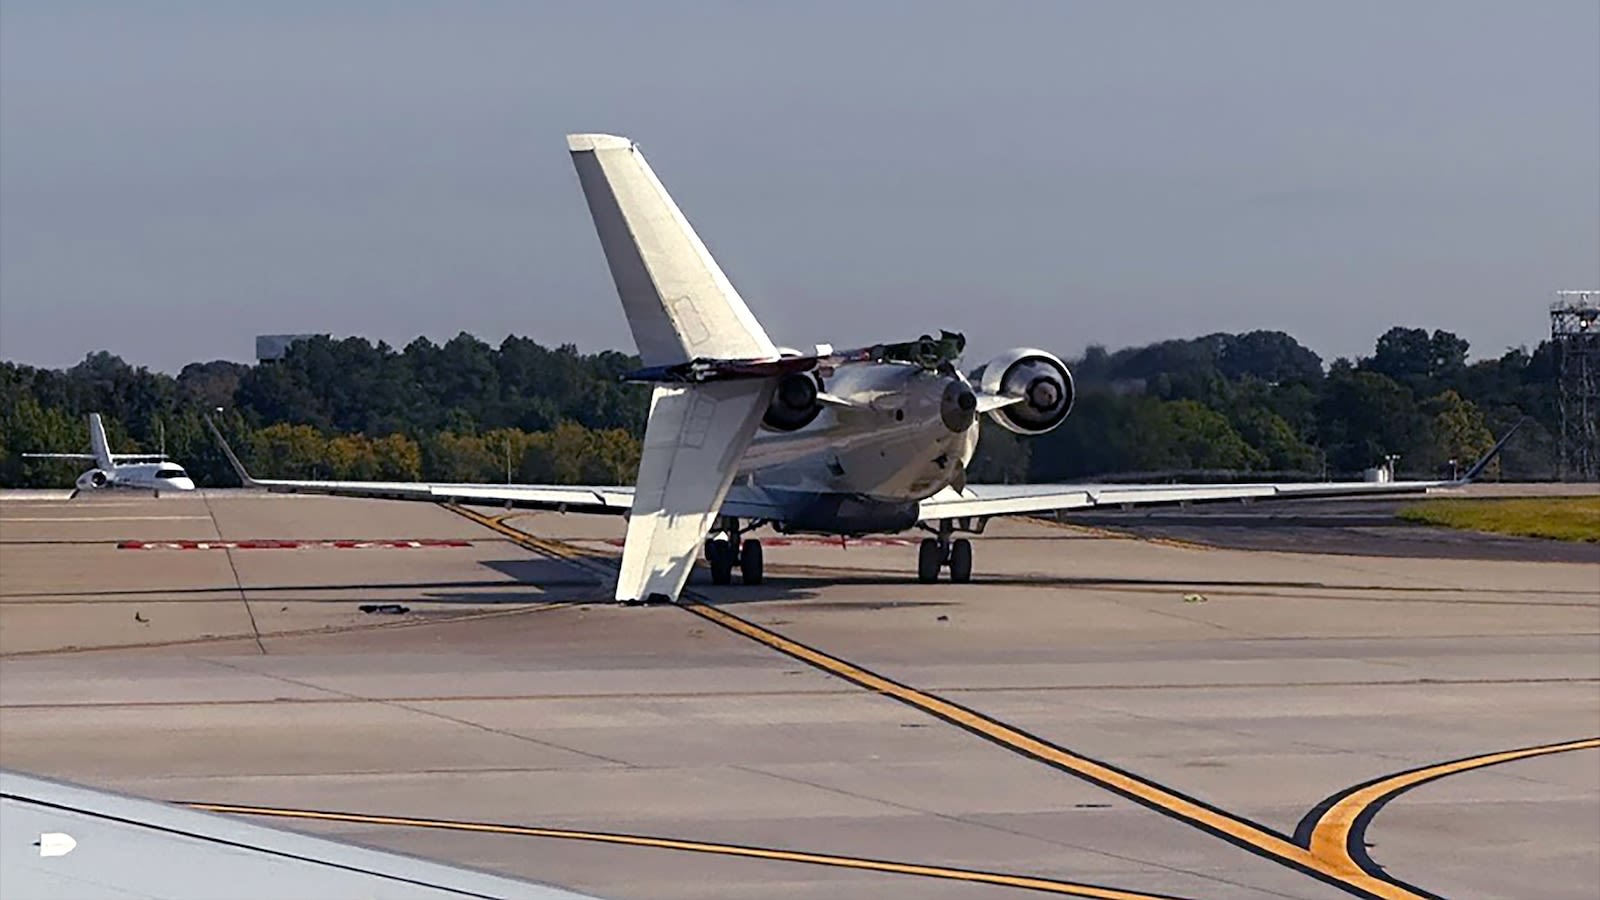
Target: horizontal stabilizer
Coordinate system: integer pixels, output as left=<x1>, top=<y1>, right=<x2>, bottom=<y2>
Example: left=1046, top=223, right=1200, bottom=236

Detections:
left=623, top=355, right=820, bottom=385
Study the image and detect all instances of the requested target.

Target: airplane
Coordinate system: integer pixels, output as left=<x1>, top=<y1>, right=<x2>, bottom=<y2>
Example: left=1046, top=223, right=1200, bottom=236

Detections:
left=23, top=413, right=196, bottom=497
left=206, top=133, right=1520, bottom=605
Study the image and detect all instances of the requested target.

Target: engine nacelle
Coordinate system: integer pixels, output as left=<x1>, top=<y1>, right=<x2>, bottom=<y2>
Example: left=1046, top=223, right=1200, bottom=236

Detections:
left=77, top=469, right=111, bottom=490
left=762, top=372, right=823, bottom=432
left=973, top=348, right=1075, bottom=435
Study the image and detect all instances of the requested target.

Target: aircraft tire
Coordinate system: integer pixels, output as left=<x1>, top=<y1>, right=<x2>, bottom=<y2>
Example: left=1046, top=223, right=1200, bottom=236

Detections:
left=706, top=539, right=735, bottom=585
left=740, top=539, right=764, bottom=585
left=948, top=539, right=973, bottom=583
left=917, top=538, right=942, bottom=583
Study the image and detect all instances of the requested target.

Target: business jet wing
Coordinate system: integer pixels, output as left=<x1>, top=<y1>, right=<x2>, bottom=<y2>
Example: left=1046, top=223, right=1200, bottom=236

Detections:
left=21, top=453, right=166, bottom=461
left=919, top=420, right=1525, bottom=521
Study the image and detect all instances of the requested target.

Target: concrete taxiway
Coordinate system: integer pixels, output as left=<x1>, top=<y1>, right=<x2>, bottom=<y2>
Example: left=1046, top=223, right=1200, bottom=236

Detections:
left=0, top=489, right=1596, bottom=899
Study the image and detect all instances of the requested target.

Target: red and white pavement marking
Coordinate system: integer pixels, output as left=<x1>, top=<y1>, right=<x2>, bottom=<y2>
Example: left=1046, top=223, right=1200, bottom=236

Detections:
left=600, top=536, right=914, bottom=548
left=117, top=539, right=472, bottom=551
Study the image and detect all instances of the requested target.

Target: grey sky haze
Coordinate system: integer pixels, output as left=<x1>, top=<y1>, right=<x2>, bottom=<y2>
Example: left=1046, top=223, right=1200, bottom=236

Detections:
left=2, top=1, right=1596, bottom=373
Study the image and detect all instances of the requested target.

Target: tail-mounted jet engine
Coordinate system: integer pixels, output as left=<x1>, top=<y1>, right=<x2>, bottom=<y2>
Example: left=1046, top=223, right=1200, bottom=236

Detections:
left=973, top=349, right=1075, bottom=435
left=78, top=470, right=111, bottom=489
left=762, top=372, right=823, bottom=432
left=940, top=380, right=979, bottom=433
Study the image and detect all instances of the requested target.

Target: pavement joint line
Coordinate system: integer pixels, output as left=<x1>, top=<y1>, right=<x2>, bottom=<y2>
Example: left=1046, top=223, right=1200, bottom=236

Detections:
left=198, top=489, right=266, bottom=656
left=9, top=675, right=1593, bottom=710
left=0, top=603, right=568, bottom=659
left=185, top=803, right=1191, bottom=900
left=455, top=507, right=1599, bottom=900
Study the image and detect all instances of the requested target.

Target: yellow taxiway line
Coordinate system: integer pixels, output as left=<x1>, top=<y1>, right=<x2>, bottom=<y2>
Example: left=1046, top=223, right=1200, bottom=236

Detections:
left=188, top=803, right=1188, bottom=899
left=450, top=504, right=1600, bottom=900
left=681, top=599, right=1377, bottom=895
left=1300, top=736, right=1600, bottom=885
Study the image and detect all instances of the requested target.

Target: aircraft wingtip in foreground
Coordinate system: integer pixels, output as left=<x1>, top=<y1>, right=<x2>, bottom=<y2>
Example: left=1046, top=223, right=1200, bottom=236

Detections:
left=206, top=133, right=1522, bottom=605
left=23, top=413, right=195, bottom=497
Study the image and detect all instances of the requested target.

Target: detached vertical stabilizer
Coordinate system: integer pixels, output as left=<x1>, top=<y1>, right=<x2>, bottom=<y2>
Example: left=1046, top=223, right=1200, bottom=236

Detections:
left=613, top=380, right=773, bottom=603
left=567, top=133, right=777, bottom=367
left=568, top=134, right=780, bottom=602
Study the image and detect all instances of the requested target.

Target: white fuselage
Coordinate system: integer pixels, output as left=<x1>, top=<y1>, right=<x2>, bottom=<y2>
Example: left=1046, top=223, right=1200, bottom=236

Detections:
left=738, top=361, right=979, bottom=502
left=77, top=463, right=196, bottom=493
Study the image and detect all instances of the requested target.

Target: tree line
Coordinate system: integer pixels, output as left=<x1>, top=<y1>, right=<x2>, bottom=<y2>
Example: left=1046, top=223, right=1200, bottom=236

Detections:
left=0, top=326, right=1569, bottom=489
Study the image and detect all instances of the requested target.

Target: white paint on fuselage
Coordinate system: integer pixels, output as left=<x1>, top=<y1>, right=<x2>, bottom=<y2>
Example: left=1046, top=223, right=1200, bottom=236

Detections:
left=739, top=361, right=978, bottom=501
left=76, top=463, right=196, bottom=494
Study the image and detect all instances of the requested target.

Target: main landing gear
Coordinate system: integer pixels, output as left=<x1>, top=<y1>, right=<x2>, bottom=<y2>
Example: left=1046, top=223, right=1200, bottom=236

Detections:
left=917, top=519, right=976, bottom=584
left=704, top=518, right=763, bottom=586
left=702, top=517, right=983, bottom=588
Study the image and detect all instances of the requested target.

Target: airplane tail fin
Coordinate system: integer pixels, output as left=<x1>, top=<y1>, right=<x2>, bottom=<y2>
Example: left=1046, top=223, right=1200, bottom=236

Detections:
left=88, top=414, right=113, bottom=471
left=1458, top=417, right=1528, bottom=483
left=204, top=414, right=262, bottom=487
left=567, top=134, right=778, bottom=367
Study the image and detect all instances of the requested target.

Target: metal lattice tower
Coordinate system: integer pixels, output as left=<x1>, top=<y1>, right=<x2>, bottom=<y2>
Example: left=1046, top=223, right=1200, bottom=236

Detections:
left=1552, top=290, right=1600, bottom=481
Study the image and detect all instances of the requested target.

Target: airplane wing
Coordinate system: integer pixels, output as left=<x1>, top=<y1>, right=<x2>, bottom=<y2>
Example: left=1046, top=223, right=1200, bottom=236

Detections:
left=20, top=453, right=99, bottom=460
left=203, top=417, right=790, bottom=523
left=920, top=477, right=1460, bottom=520
left=1, top=770, right=599, bottom=899
left=919, top=419, right=1526, bottom=522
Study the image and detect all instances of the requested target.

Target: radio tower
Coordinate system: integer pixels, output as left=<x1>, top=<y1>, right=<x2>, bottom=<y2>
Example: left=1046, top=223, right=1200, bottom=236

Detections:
left=1552, top=290, right=1600, bottom=481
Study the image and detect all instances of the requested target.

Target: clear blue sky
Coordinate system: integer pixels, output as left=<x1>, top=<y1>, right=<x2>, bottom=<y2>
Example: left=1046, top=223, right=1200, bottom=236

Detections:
left=2, top=1, right=1596, bottom=372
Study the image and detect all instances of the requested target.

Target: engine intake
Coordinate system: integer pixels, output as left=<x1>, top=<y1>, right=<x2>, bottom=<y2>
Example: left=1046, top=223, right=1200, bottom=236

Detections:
left=973, top=348, right=1075, bottom=435
left=762, top=372, right=822, bottom=432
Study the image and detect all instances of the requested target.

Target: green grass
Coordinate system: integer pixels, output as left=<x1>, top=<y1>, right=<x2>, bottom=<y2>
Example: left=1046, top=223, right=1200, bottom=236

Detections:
left=1398, top=496, right=1600, bottom=543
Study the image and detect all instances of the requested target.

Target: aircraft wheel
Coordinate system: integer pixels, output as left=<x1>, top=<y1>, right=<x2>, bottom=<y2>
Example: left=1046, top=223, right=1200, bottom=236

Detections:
left=948, top=538, right=973, bottom=584
left=740, top=539, right=764, bottom=585
left=706, top=539, right=735, bottom=585
left=917, top=538, right=942, bottom=584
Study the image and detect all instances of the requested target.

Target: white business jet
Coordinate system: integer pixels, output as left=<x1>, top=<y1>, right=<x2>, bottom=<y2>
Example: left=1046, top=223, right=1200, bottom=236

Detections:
left=24, top=413, right=195, bottom=497
left=207, top=133, right=1516, bottom=604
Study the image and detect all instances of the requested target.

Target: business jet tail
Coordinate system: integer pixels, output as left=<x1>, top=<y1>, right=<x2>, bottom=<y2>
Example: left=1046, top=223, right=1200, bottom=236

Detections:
left=567, top=134, right=777, bottom=602
left=87, top=414, right=114, bottom=470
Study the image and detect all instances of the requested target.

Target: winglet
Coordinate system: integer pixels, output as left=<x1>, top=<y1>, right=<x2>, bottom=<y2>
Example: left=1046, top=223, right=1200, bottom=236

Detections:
left=1458, top=417, right=1527, bottom=483
left=204, top=415, right=261, bottom=488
